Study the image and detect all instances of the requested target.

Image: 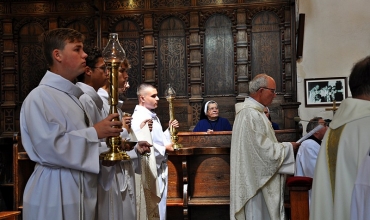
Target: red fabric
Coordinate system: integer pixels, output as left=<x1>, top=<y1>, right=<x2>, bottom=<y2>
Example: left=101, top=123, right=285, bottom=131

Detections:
left=286, top=176, right=313, bottom=187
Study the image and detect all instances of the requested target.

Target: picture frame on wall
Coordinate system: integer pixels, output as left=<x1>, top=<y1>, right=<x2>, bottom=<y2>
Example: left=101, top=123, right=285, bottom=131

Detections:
left=304, top=77, right=348, bottom=107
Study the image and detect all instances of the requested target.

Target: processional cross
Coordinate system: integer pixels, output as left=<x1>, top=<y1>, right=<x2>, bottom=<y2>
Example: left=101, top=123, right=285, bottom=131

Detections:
left=325, top=100, right=338, bottom=115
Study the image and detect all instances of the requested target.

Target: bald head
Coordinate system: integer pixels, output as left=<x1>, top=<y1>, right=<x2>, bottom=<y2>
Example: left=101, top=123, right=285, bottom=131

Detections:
left=249, top=74, right=277, bottom=106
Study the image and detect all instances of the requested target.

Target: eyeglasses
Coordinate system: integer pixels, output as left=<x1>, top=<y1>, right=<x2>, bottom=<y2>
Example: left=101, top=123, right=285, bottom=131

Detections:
left=92, top=65, right=107, bottom=71
left=260, top=87, right=276, bottom=94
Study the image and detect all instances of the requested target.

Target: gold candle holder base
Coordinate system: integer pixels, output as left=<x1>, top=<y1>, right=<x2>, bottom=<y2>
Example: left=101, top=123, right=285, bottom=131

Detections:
left=100, top=136, right=130, bottom=161
left=100, top=151, right=130, bottom=161
left=172, top=143, right=182, bottom=151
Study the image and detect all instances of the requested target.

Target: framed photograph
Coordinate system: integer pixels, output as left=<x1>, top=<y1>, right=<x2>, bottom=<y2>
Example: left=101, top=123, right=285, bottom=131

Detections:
left=304, top=77, right=348, bottom=107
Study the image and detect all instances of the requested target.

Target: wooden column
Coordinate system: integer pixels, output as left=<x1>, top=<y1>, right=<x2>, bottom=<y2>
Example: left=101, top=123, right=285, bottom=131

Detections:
left=281, top=102, right=301, bottom=129
left=1, top=19, right=17, bottom=138
left=188, top=11, right=203, bottom=126
left=143, top=14, right=156, bottom=83
left=283, top=3, right=295, bottom=102
left=236, top=9, right=249, bottom=102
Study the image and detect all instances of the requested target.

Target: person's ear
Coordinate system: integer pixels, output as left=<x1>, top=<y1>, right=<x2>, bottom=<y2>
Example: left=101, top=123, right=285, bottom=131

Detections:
left=140, top=95, right=145, bottom=102
left=53, top=49, right=62, bottom=62
left=85, top=67, right=92, bottom=76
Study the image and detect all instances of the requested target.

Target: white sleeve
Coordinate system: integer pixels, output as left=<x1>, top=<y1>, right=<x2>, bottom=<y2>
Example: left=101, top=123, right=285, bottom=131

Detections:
left=278, top=143, right=295, bottom=174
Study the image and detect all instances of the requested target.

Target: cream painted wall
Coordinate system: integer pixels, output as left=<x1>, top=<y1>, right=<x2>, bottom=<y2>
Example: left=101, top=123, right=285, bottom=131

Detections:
left=296, top=0, right=370, bottom=130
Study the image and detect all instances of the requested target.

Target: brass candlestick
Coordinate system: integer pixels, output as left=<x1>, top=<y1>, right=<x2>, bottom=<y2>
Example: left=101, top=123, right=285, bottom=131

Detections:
left=165, top=83, right=182, bottom=150
left=100, top=33, right=130, bottom=161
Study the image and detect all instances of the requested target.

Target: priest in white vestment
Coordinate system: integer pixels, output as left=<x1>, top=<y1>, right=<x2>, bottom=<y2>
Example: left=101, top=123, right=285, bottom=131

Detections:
left=230, top=74, right=300, bottom=220
left=20, top=28, right=124, bottom=220
left=310, top=56, right=370, bottom=220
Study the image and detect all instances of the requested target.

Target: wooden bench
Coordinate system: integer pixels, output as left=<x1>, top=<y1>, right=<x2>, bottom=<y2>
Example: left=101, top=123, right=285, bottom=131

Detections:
left=0, top=211, right=21, bottom=220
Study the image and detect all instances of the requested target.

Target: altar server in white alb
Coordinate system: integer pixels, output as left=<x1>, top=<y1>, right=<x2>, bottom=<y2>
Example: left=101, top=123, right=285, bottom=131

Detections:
left=131, top=83, right=179, bottom=220
left=230, top=73, right=300, bottom=220
left=20, top=28, right=124, bottom=220
left=310, top=55, right=370, bottom=220
left=294, top=117, right=328, bottom=204
left=95, top=58, right=152, bottom=220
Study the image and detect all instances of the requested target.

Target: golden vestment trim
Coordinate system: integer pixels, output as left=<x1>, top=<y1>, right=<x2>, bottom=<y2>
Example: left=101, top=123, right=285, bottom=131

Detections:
left=326, top=125, right=346, bottom=201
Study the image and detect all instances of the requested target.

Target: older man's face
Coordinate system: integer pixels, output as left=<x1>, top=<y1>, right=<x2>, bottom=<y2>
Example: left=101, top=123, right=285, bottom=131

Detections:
left=259, top=77, right=277, bottom=106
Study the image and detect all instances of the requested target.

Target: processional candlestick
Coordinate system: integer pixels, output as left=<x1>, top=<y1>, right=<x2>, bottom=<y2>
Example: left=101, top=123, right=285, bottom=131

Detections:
left=100, top=33, right=130, bottom=161
left=165, top=83, right=182, bottom=151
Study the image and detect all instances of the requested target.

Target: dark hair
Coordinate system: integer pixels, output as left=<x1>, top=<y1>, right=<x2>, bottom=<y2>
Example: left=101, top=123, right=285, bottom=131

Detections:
left=77, top=46, right=102, bottom=82
left=119, top=58, right=131, bottom=73
left=306, top=117, right=322, bottom=133
left=349, top=56, right=370, bottom=97
left=39, top=28, right=85, bottom=66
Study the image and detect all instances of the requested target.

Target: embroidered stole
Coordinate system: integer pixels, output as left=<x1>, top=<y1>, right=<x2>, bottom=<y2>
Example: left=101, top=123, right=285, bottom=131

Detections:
left=326, top=125, right=346, bottom=201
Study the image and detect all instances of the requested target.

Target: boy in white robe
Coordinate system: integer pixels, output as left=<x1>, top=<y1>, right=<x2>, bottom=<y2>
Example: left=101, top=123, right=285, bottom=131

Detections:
left=131, top=83, right=179, bottom=220
left=98, top=58, right=152, bottom=220
left=20, top=28, right=124, bottom=220
left=77, top=48, right=151, bottom=220
left=294, top=117, right=328, bottom=204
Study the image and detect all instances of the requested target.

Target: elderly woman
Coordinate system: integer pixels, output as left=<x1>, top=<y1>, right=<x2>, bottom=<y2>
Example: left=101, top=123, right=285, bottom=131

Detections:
left=193, top=100, right=232, bottom=132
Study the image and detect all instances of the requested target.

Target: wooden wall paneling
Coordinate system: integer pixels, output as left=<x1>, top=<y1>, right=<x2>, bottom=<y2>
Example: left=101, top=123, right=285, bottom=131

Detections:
left=59, top=15, right=97, bottom=47
left=152, top=12, right=190, bottom=129
left=250, top=10, right=282, bottom=91
left=203, top=14, right=234, bottom=96
left=0, top=0, right=300, bottom=134
left=157, top=16, right=187, bottom=97
left=235, top=9, right=249, bottom=102
left=188, top=11, right=203, bottom=129
left=143, top=14, right=156, bottom=84
left=1, top=19, right=17, bottom=138
left=110, top=15, right=144, bottom=99
left=15, top=19, right=48, bottom=103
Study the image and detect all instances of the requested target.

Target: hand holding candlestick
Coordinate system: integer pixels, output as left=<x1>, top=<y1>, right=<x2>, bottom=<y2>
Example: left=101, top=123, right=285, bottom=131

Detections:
left=165, top=83, right=182, bottom=150
left=99, top=33, right=129, bottom=161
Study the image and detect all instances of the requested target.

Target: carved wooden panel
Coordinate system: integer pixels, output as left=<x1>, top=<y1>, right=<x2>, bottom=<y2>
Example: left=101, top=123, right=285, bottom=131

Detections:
left=0, top=0, right=299, bottom=134
left=114, top=19, right=142, bottom=98
left=55, top=1, right=91, bottom=12
left=251, top=11, right=282, bottom=92
left=105, top=0, right=145, bottom=10
left=197, top=0, right=238, bottom=6
left=61, top=18, right=96, bottom=47
left=151, top=0, right=191, bottom=8
left=204, top=14, right=234, bottom=96
left=18, top=23, right=47, bottom=101
left=158, top=17, right=187, bottom=97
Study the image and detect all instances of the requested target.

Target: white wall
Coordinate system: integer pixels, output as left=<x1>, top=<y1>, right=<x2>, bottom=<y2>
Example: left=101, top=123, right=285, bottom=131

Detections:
left=297, top=0, right=370, bottom=129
